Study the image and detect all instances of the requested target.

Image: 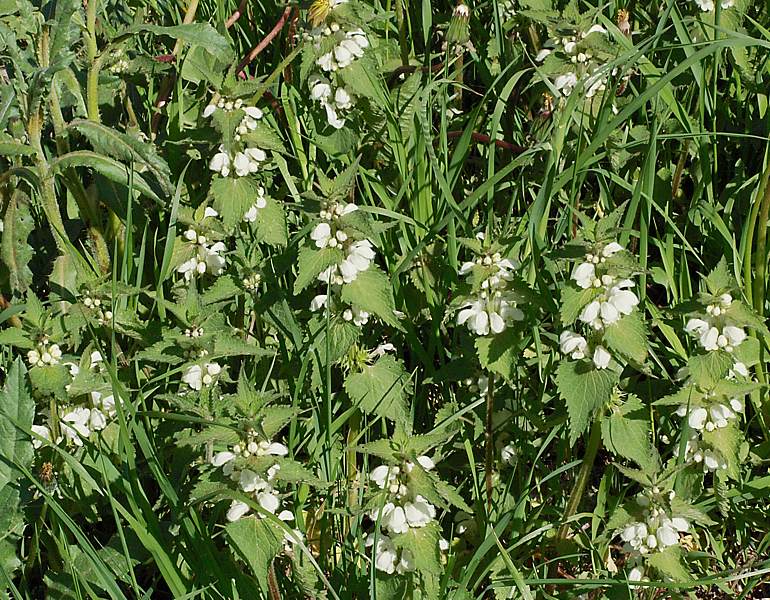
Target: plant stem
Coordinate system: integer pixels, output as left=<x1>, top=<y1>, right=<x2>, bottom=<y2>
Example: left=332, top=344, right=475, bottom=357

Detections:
left=394, top=0, right=409, bottom=67
left=556, top=418, right=602, bottom=541
left=267, top=561, right=282, bottom=600
left=86, top=0, right=100, bottom=122
left=484, top=374, right=495, bottom=514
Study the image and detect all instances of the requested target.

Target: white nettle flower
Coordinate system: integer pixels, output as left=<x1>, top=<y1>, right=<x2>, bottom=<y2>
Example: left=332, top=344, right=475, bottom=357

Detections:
left=243, top=187, right=268, bottom=222
left=182, top=362, right=222, bottom=391
left=656, top=517, right=688, bottom=548
left=60, top=407, right=92, bottom=446
left=209, top=145, right=231, bottom=177
left=457, top=291, right=524, bottom=336
left=319, top=239, right=376, bottom=284
left=554, top=72, right=578, bottom=96
left=571, top=261, right=595, bottom=289
left=695, top=0, right=733, bottom=10
left=579, top=278, right=639, bottom=328
left=592, top=345, right=611, bottom=369
left=31, top=424, right=53, bottom=449
left=370, top=465, right=399, bottom=489
left=559, top=330, right=587, bottom=359
left=501, top=443, right=517, bottom=465
left=342, top=306, right=370, bottom=326
left=365, top=534, right=414, bottom=575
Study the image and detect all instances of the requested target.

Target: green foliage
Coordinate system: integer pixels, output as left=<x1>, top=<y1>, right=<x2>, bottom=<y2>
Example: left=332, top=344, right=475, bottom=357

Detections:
left=556, top=360, right=618, bottom=444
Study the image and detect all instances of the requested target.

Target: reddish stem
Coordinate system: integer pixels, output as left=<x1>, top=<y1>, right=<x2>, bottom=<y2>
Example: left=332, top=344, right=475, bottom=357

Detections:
left=237, top=6, right=293, bottom=76
left=446, top=130, right=527, bottom=153
left=225, top=0, right=248, bottom=29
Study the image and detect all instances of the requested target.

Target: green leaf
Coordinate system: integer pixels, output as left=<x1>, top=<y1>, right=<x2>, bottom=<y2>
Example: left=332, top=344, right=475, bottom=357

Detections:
left=559, top=285, right=598, bottom=326
left=180, top=44, right=226, bottom=86
left=704, top=258, right=732, bottom=295
left=556, top=361, right=618, bottom=445
left=0, top=328, right=34, bottom=349
left=129, top=23, right=233, bottom=62
left=475, top=328, right=519, bottom=381
left=0, top=190, right=33, bottom=293
left=0, top=359, right=34, bottom=580
left=210, top=177, right=260, bottom=229
left=602, top=311, right=648, bottom=365
left=601, top=395, right=656, bottom=470
left=68, top=120, right=173, bottom=195
left=646, top=546, right=692, bottom=582
left=391, top=521, right=442, bottom=575
left=344, top=356, right=411, bottom=423
left=688, top=351, right=733, bottom=388
left=293, top=246, right=345, bottom=294
left=226, top=516, right=283, bottom=590
left=252, top=197, right=287, bottom=246
left=309, top=316, right=360, bottom=365
left=51, top=151, right=161, bottom=204
left=340, top=267, right=403, bottom=330
left=702, top=423, right=742, bottom=479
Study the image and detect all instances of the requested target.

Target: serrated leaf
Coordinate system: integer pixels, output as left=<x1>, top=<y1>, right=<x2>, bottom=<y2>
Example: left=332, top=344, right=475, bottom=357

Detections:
left=309, top=316, right=360, bottom=365
left=0, top=359, right=34, bottom=581
left=293, top=246, right=345, bottom=293
left=601, top=395, right=656, bottom=470
left=702, top=423, right=742, bottom=479
left=226, top=516, right=283, bottom=590
left=391, top=521, right=442, bottom=575
left=475, top=328, right=519, bottom=381
left=688, top=351, right=733, bottom=388
left=602, top=311, right=648, bottom=365
left=252, top=197, right=287, bottom=246
left=340, top=267, right=402, bottom=330
left=344, top=355, right=411, bottom=423
left=559, top=285, right=598, bottom=326
left=1, top=190, right=34, bottom=293
left=646, top=546, right=692, bottom=582
left=704, top=258, right=732, bottom=295
left=210, top=177, right=260, bottom=229
left=556, top=361, right=618, bottom=445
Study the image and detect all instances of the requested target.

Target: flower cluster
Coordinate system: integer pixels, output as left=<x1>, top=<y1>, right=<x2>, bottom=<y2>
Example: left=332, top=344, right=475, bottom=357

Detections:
left=210, top=430, right=300, bottom=551
left=177, top=225, right=227, bottom=281
left=81, top=293, right=113, bottom=326
left=694, top=0, right=733, bottom=11
left=456, top=251, right=524, bottom=336
left=305, top=10, right=369, bottom=128
left=559, top=330, right=611, bottom=369
left=311, top=200, right=376, bottom=285
left=572, top=244, right=639, bottom=329
left=684, top=294, right=746, bottom=352
left=365, top=456, right=446, bottom=575
left=618, top=488, right=690, bottom=567
left=536, top=24, right=616, bottom=99
left=182, top=361, right=222, bottom=391
left=209, top=144, right=266, bottom=178
left=26, top=337, right=62, bottom=368
left=310, top=292, right=370, bottom=326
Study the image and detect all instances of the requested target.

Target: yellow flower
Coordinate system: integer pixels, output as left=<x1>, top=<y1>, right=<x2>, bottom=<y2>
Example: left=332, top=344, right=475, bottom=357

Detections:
left=309, top=0, right=331, bottom=27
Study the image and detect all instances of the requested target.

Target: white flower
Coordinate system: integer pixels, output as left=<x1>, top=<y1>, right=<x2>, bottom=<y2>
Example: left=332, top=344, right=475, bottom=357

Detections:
left=182, top=362, right=221, bottom=391
left=335, top=87, right=353, bottom=110
left=31, top=424, right=52, bottom=449
left=535, top=48, right=552, bottom=62
left=403, top=496, right=435, bottom=528
left=342, top=306, right=370, bottom=326
left=592, top=345, right=611, bottom=369
left=310, top=76, right=332, bottom=101
left=571, top=262, right=595, bottom=289
left=366, top=534, right=399, bottom=574
left=212, top=451, right=236, bottom=467
left=311, top=222, right=333, bottom=248
left=602, top=242, right=623, bottom=257
left=323, top=102, right=346, bottom=129
left=370, top=465, right=399, bottom=489
left=501, top=443, right=517, bottom=465
left=60, top=407, right=92, bottom=446
left=243, top=106, right=263, bottom=120
left=687, top=407, right=708, bottom=431
left=559, top=331, right=587, bottom=359
left=310, top=294, right=328, bottom=312
left=88, top=407, right=108, bottom=431
left=339, top=239, right=375, bottom=282
left=202, top=104, right=217, bottom=118
left=227, top=500, right=251, bottom=522
left=209, top=146, right=231, bottom=177
left=380, top=502, right=409, bottom=534
left=554, top=72, right=578, bottom=96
